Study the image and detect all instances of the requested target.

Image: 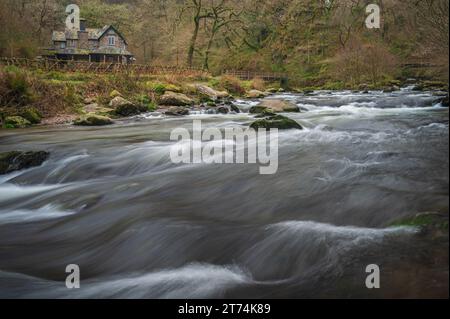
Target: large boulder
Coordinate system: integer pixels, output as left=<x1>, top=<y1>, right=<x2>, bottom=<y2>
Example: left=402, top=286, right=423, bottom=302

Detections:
left=165, top=106, right=190, bottom=116
left=74, top=115, right=114, bottom=126
left=109, top=97, right=145, bottom=116
left=0, top=151, right=49, bottom=175
left=246, top=90, right=267, bottom=99
left=250, top=115, right=303, bottom=130
left=4, top=116, right=31, bottom=128
left=159, top=91, right=194, bottom=106
left=230, top=104, right=241, bottom=113
left=196, top=85, right=229, bottom=101
left=437, top=95, right=449, bottom=107
left=257, top=99, right=300, bottom=113
left=217, top=106, right=229, bottom=114
left=249, top=105, right=269, bottom=114
left=109, top=96, right=131, bottom=108
left=254, top=109, right=277, bottom=118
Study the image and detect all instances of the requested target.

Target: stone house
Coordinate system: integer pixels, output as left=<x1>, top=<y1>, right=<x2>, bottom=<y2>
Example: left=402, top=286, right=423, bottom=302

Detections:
left=44, top=18, right=134, bottom=64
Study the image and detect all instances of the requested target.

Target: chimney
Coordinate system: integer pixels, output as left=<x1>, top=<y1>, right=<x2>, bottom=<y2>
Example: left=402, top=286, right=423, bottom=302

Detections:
left=80, top=18, right=86, bottom=32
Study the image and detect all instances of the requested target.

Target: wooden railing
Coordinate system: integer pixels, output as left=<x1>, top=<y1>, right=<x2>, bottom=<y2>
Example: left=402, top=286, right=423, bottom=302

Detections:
left=224, top=69, right=288, bottom=81
left=0, top=58, right=293, bottom=81
left=0, top=57, right=209, bottom=77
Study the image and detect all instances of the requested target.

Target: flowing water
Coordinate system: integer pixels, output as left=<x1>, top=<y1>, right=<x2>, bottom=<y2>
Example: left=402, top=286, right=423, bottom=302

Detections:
left=0, top=88, right=448, bottom=298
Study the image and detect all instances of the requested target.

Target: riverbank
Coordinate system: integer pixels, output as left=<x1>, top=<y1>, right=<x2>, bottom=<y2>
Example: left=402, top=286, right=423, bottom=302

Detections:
left=1, top=65, right=448, bottom=128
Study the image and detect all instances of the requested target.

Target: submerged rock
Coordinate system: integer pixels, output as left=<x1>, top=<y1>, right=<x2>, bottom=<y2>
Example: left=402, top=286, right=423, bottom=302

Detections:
left=436, top=95, right=449, bottom=107
left=74, top=115, right=114, bottom=126
left=159, top=92, right=194, bottom=106
left=230, top=104, right=241, bottom=113
left=250, top=115, right=303, bottom=130
left=249, top=105, right=269, bottom=114
left=217, top=106, right=229, bottom=114
left=165, top=106, right=190, bottom=116
left=4, top=116, right=31, bottom=128
left=0, top=151, right=49, bottom=175
left=254, top=109, right=277, bottom=118
left=390, top=212, right=449, bottom=239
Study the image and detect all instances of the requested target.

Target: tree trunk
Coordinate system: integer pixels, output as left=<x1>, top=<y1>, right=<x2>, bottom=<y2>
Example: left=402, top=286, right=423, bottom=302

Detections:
left=187, top=17, right=200, bottom=67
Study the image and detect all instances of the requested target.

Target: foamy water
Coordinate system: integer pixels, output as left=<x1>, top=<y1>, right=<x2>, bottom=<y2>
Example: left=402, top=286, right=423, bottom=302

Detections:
left=0, top=88, right=448, bottom=298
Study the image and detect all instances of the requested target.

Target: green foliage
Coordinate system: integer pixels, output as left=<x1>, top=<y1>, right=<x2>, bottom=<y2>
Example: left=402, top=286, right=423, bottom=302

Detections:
left=145, top=81, right=183, bottom=95
left=0, top=67, right=33, bottom=106
left=19, top=107, right=42, bottom=124
left=63, top=84, right=83, bottom=107
left=43, top=71, right=93, bottom=83
left=4, top=116, right=31, bottom=128
left=134, top=94, right=157, bottom=111
left=145, top=82, right=167, bottom=95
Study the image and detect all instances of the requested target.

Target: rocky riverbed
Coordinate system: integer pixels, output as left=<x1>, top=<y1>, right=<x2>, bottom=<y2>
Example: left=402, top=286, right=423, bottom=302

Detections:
left=0, top=87, right=448, bottom=298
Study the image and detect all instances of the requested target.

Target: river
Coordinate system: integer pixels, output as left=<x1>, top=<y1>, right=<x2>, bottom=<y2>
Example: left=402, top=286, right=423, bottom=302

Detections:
left=0, top=88, right=448, bottom=298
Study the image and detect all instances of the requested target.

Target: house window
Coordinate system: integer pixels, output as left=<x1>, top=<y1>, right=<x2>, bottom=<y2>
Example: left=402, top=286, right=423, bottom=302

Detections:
left=67, top=40, right=76, bottom=47
left=60, top=42, right=66, bottom=49
left=108, top=36, right=116, bottom=46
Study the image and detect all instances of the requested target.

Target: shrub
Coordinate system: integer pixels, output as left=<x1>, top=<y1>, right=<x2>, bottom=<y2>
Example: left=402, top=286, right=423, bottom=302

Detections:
left=134, top=94, right=157, bottom=112
left=331, top=38, right=398, bottom=86
left=218, top=75, right=245, bottom=95
left=251, top=77, right=266, bottom=91
left=0, top=67, right=33, bottom=106
left=63, top=84, right=83, bottom=107
left=20, top=107, right=42, bottom=124
left=146, top=82, right=167, bottom=95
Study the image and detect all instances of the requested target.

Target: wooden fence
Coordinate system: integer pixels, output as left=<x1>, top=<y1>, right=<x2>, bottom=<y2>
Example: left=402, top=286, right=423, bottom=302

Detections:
left=0, top=57, right=292, bottom=82
left=0, top=57, right=209, bottom=77
left=224, top=69, right=288, bottom=81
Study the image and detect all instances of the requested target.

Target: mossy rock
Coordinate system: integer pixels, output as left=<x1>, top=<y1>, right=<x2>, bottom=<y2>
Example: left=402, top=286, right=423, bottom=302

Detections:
left=19, top=107, right=42, bottom=124
left=390, top=213, right=449, bottom=230
left=250, top=115, right=303, bottom=130
left=217, top=106, right=229, bottom=114
left=436, top=95, right=449, bottom=107
left=0, top=151, right=49, bottom=175
left=116, top=103, right=147, bottom=117
left=4, top=116, right=31, bottom=128
left=165, top=106, right=190, bottom=116
left=255, top=109, right=277, bottom=118
left=159, top=92, right=194, bottom=106
left=74, top=115, right=114, bottom=126
left=230, top=104, right=241, bottom=113
left=249, top=106, right=269, bottom=114
left=110, top=90, right=122, bottom=99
